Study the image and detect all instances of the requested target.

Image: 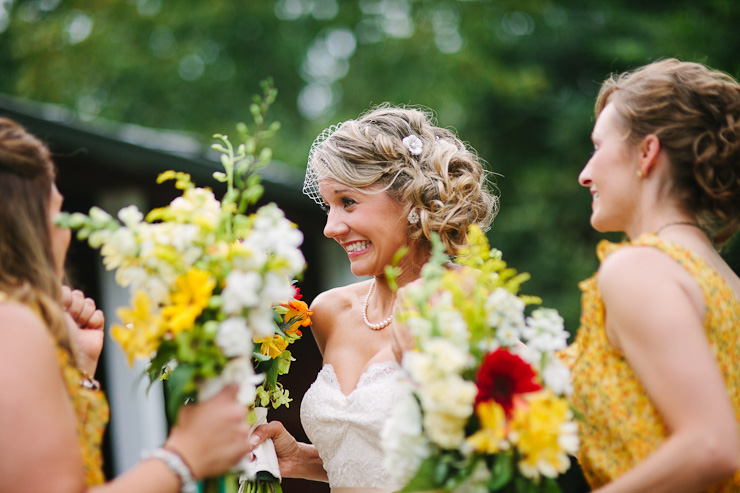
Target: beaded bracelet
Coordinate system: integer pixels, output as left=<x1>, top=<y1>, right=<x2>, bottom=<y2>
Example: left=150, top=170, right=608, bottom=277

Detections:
left=142, top=447, right=197, bottom=493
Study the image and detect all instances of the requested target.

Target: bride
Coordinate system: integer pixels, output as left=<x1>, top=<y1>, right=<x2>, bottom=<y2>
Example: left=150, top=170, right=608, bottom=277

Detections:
left=249, top=105, right=497, bottom=492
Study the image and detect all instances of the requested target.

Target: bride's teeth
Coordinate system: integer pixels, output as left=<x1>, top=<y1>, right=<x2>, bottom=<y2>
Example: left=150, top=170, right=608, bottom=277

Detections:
left=346, top=241, right=369, bottom=253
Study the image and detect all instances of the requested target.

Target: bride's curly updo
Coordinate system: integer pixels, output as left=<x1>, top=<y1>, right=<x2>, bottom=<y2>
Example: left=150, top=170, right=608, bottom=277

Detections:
left=304, top=105, right=497, bottom=257
left=596, top=58, right=740, bottom=244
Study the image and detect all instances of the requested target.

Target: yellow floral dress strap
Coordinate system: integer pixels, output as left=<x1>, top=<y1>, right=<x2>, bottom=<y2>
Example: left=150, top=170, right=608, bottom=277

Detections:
left=1, top=292, right=109, bottom=484
left=57, top=347, right=110, bottom=485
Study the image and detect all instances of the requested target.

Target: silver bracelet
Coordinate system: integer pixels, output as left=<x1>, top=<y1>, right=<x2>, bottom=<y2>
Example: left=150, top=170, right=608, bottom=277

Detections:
left=142, top=447, right=197, bottom=493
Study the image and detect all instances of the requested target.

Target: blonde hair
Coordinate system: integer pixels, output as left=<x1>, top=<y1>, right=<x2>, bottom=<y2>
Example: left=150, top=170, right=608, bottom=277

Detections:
left=596, top=58, right=740, bottom=244
left=306, top=105, right=497, bottom=256
left=0, top=118, right=71, bottom=355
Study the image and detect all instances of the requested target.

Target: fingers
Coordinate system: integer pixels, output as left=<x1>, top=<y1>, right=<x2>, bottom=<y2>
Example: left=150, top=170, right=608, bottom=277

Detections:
left=250, top=421, right=287, bottom=449
left=61, top=285, right=73, bottom=308
left=62, top=287, right=104, bottom=329
left=86, top=308, right=105, bottom=330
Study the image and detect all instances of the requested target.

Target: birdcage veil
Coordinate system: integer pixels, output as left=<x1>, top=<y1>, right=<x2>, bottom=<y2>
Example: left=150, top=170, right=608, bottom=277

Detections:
left=302, top=122, right=344, bottom=206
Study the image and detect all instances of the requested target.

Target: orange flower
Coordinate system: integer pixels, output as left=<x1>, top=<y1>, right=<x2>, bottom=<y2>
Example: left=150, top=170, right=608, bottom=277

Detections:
left=281, top=298, right=312, bottom=337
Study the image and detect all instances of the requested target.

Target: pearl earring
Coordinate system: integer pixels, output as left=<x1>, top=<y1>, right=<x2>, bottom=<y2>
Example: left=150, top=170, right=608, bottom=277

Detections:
left=407, top=209, right=420, bottom=225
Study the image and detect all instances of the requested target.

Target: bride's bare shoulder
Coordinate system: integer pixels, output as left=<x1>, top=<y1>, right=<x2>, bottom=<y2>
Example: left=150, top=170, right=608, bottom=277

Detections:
left=310, top=281, right=369, bottom=313
left=308, top=281, right=371, bottom=348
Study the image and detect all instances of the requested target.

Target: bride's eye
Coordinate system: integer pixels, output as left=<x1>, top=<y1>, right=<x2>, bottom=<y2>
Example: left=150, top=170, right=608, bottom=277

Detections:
left=341, top=197, right=356, bottom=208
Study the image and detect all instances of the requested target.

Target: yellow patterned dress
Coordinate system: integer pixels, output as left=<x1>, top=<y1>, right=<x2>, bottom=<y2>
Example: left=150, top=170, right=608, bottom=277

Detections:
left=58, top=346, right=110, bottom=485
left=568, top=235, right=740, bottom=491
left=0, top=293, right=109, bottom=486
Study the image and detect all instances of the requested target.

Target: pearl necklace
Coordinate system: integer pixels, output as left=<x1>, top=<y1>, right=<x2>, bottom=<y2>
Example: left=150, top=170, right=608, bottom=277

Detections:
left=362, top=279, right=394, bottom=331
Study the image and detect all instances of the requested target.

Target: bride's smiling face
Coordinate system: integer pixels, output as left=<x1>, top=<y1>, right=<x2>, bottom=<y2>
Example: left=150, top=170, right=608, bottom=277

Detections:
left=319, top=179, right=410, bottom=278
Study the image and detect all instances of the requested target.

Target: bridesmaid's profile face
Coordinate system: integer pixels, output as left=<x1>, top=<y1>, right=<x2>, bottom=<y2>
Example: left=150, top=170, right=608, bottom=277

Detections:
left=48, top=183, right=71, bottom=281
left=579, top=103, right=640, bottom=234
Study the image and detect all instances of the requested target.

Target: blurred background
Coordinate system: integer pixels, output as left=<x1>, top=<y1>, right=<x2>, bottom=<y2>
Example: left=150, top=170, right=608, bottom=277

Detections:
left=2, top=1, right=739, bottom=491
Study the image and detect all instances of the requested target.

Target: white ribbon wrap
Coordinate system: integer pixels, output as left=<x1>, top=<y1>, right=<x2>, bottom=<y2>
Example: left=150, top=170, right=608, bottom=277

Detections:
left=239, top=407, right=281, bottom=484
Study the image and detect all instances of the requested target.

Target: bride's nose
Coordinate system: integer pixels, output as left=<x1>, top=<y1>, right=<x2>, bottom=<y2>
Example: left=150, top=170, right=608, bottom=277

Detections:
left=324, top=208, right=349, bottom=239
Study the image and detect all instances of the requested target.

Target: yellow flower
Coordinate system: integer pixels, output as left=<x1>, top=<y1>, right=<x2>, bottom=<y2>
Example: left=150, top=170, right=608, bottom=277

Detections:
left=282, top=298, right=312, bottom=337
left=467, top=400, right=508, bottom=454
left=509, top=391, right=572, bottom=478
left=112, top=290, right=165, bottom=365
left=254, top=334, right=289, bottom=358
left=161, top=269, right=216, bottom=335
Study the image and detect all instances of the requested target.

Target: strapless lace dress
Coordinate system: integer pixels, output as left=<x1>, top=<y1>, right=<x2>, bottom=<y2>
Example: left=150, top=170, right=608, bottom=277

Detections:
left=301, top=361, right=403, bottom=493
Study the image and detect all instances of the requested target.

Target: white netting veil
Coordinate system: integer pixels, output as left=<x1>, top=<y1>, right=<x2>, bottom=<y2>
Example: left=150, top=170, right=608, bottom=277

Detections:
left=303, top=122, right=344, bottom=206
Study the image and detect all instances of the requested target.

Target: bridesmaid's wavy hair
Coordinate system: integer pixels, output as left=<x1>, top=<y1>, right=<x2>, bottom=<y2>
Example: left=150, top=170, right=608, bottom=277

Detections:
left=0, top=118, right=70, bottom=355
left=307, top=105, right=498, bottom=257
left=596, top=58, right=740, bottom=244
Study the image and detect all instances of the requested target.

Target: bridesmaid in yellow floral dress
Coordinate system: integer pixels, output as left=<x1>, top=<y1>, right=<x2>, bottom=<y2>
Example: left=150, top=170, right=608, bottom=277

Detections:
left=569, top=59, right=740, bottom=492
left=0, top=118, right=251, bottom=492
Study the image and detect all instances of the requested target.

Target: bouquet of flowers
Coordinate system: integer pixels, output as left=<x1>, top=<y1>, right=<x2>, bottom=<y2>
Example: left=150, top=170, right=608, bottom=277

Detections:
left=60, top=82, right=308, bottom=493
left=383, top=226, right=578, bottom=493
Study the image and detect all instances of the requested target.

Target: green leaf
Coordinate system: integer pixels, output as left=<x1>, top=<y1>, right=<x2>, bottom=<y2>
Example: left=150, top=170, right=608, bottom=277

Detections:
left=541, top=477, right=563, bottom=493
left=488, top=453, right=514, bottom=490
left=165, top=364, right=196, bottom=423
left=399, top=456, right=445, bottom=492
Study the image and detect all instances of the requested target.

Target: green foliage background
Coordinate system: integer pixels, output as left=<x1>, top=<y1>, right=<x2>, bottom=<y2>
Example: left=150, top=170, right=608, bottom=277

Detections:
left=2, top=0, right=740, bottom=332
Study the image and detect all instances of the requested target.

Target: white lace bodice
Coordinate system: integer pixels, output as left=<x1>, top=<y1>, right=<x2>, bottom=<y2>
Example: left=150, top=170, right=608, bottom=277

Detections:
left=300, top=361, right=402, bottom=491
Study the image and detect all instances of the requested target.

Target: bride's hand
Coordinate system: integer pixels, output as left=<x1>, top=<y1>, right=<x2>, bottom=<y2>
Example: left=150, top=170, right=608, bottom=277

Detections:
left=249, top=421, right=327, bottom=481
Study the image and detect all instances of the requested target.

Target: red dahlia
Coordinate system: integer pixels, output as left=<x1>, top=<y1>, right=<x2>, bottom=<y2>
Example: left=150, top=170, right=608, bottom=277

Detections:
left=475, top=348, right=542, bottom=416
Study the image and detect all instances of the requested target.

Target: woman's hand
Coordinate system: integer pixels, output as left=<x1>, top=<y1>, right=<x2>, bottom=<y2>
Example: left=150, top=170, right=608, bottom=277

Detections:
left=62, top=286, right=105, bottom=377
left=165, top=385, right=250, bottom=479
left=249, top=421, right=328, bottom=482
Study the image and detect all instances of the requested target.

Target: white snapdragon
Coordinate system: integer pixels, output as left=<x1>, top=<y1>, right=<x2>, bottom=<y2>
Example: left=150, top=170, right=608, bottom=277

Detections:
left=422, top=377, right=477, bottom=448
left=100, top=227, right=138, bottom=270
left=402, top=351, right=437, bottom=384
left=261, top=272, right=295, bottom=306
left=381, top=384, right=429, bottom=485
left=198, top=355, right=263, bottom=405
left=216, top=317, right=252, bottom=357
left=89, top=206, right=114, bottom=225
left=222, top=270, right=263, bottom=314
left=522, top=308, right=568, bottom=353
left=485, top=288, right=526, bottom=343
left=251, top=204, right=300, bottom=249
left=248, top=307, right=279, bottom=339
left=169, top=188, right=221, bottom=229
left=541, top=358, right=573, bottom=396
left=406, top=316, right=433, bottom=341
left=117, top=204, right=144, bottom=227
left=435, top=307, right=469, bottom=347
left=421, top=338, right=471, bottom=375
